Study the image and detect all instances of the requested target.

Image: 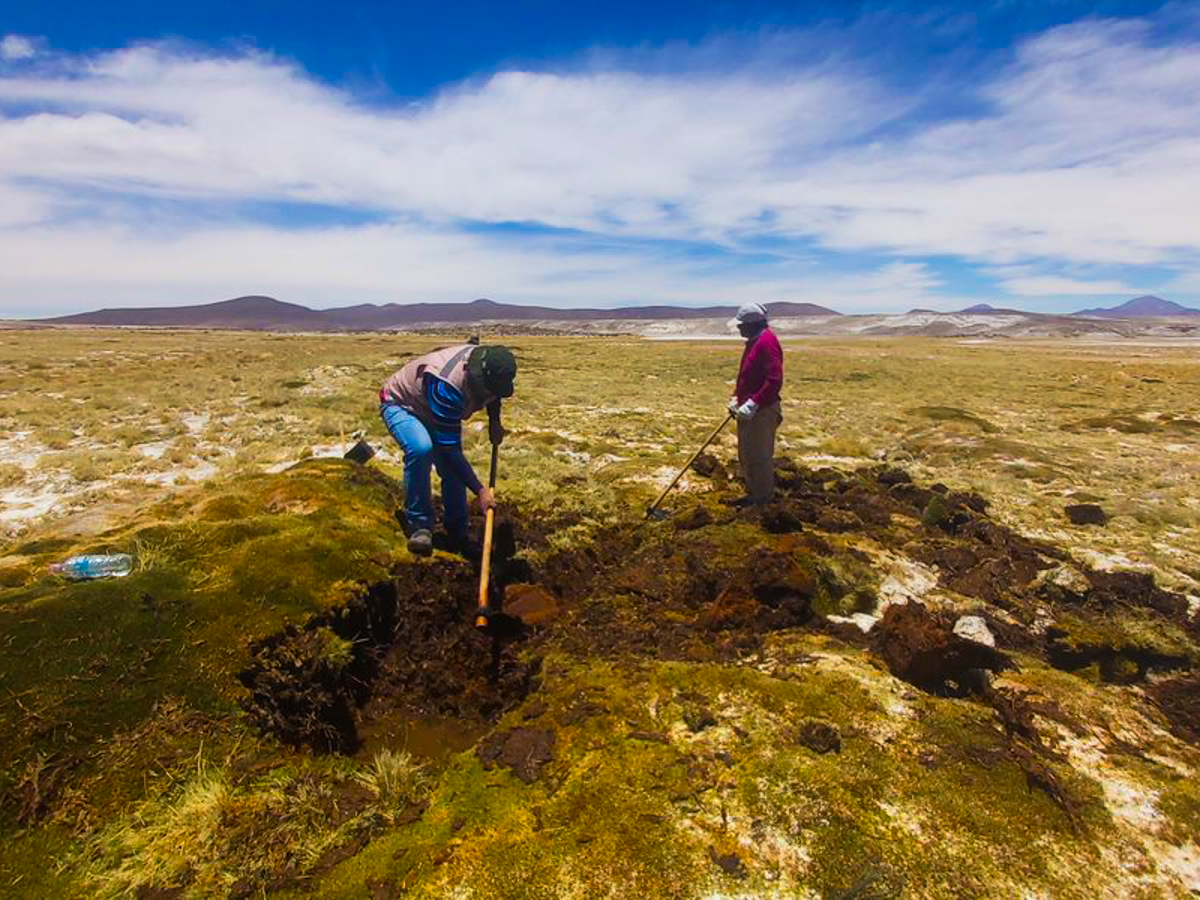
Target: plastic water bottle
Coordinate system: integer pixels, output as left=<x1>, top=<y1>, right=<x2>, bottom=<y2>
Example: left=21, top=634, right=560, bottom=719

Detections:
left=49, top=553, right=134, bottom=579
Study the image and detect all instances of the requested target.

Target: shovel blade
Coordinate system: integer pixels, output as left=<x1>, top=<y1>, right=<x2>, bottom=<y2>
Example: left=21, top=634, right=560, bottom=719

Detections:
left=344, top=439, right=376, bottom=465
left=504, top=583, right=559, bottom=626
left=474, top=607, right=526, bottom=640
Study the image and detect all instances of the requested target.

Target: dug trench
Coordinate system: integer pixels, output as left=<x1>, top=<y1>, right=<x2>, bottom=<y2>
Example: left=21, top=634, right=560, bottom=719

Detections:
left=238, top=524, right=540, bottom=755
left=238, top=455, right=1200, bottom=786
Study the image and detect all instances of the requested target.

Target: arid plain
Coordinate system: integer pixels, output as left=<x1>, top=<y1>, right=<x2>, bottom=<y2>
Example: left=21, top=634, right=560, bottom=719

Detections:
left=1, top=328, right=1199, bottom=898
left=3, top=330, right=1197, bottom=588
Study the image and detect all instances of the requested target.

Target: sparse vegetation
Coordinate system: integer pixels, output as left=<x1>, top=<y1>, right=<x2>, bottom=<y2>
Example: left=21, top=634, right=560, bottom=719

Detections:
left=0, top=462, right=26, bottom=487
left=0, top=328, right=1198, bottom=898
left=82, top=752, right=410, bottom=898
left=1, top=329, right=1196, bottom=593
left=40, top=428, right=75, bottom=450
left=354, top=749, right=429, bottom=816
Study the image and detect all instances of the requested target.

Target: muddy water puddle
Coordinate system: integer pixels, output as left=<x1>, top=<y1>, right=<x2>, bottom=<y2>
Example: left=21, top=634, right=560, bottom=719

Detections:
left=355, top=709, right=486, bottom=763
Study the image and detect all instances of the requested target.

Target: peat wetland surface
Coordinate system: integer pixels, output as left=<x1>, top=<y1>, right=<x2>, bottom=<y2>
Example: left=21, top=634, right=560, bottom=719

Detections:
left=1, top=329, right=1199, bottom=898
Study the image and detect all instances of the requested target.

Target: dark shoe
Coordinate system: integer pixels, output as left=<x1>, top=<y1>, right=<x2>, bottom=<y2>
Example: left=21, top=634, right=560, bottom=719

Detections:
left=407, top=529, right=433, bottom=556
left=722, top=495, right=755, bottom=509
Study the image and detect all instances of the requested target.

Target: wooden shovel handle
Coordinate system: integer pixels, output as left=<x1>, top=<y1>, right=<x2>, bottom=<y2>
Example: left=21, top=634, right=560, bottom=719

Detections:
left=475, top=442, right=500, bottom=629
left=475, top=507, right=496, bottom=627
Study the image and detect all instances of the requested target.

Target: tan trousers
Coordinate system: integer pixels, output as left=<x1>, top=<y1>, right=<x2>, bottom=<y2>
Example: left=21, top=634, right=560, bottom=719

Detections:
left=737, top=401, right=782, bottom=504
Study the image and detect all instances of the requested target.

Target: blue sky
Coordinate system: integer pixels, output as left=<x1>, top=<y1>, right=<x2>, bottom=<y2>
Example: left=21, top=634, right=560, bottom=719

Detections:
left=1, top=0, right=1198, bottom=316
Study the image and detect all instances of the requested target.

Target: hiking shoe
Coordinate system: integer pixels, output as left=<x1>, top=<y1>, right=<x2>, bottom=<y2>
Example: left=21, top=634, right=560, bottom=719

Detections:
left=722, top=495, right=755, bottom=509
left=407, top=529, right=433, bottom=557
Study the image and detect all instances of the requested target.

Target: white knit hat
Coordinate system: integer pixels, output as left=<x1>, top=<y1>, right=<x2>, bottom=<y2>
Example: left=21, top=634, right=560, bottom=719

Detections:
left=728, top=302, right=768, bottom=330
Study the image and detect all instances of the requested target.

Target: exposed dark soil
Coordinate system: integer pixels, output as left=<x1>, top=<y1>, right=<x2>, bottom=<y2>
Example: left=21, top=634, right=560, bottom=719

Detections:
left=1045, top=625, right=1192, bottom=684
left=1065, top=504, right=1108, bottom=526
left=1084, top=569, right=1189, bottom=618
left=691, top=453, right=726, bottom=480
left=674, top=504, right=714, bottom=531
left=873, top=601, right=1012, bottom=696
left=796, top=719, right=841, bottom=754
left=238, top=455, right=1197, bottom=757
left=1146, top=673, right=1200, bottom=745
left=477, top=727, right=556, bottom=783
left=708, top=847, right=747, bottom=879
left=240, top=562, right=540, bottom=753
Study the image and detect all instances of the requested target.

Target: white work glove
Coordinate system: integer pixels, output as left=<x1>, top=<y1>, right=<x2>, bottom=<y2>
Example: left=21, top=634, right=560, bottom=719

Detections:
left=736, top=399, right=759, bottom=422
left=727, top=397, right=740, bottom=416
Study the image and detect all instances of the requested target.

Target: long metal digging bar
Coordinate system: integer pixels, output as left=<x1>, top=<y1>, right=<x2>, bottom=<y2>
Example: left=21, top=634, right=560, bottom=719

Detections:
left=641, top=412, right=734, bottom=523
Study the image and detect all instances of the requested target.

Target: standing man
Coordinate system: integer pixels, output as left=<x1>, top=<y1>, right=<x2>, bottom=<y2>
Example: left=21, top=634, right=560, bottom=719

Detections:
left=379, top=344, right=517, bottom=556
left=728, top=303, right=783, bottom=507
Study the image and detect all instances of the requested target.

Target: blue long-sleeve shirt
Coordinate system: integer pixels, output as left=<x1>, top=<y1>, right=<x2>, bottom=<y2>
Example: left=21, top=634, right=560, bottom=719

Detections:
left=423, top=373, right=484, bottom=494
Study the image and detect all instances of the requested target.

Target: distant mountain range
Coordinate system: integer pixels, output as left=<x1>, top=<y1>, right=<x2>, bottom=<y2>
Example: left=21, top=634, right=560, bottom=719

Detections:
left=1072, top=295, right=1200, bottom=318
left=36, top=296, right=840, bottom=330
left=26, top=293, right=1200, bottom=333
left=906, top=303, right=1029, bottom=316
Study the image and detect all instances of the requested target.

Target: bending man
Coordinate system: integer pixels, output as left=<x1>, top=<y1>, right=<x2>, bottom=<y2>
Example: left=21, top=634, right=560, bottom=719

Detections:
left=728, top=303, right=783, bottom=507
left=379, top=344, right=516, bottom=556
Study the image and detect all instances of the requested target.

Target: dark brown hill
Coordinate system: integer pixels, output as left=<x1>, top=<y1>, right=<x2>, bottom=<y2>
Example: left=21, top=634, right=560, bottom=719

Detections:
left=1073, top=295, right=1200, bottom=318
left=323, top=298, right=838, bottom=328
left=36, top=296, right=840, bottom=330
left=40, top=295, right=332, bottom=329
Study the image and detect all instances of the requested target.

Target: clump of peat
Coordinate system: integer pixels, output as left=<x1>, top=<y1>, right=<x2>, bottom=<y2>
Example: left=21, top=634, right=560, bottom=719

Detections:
left=873, top=601, right=1012, bottom=697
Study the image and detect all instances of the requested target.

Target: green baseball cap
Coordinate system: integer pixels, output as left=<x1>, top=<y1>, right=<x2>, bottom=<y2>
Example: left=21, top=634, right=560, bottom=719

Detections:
left=467, top=345, right=517, bottom=398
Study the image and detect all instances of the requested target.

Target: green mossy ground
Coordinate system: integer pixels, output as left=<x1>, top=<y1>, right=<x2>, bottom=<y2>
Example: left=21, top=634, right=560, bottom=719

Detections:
left=288, top=646, right=1120, bottom=899
left=1048, top=611, right=1198, bottom=682
left=3, top=454, right=1198, bottom=895
left=0, top=459, right=415, bottom=892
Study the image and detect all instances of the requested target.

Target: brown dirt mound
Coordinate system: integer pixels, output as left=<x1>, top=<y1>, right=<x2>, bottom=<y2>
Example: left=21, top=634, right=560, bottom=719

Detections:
left=674, top=505, right=714, bottom=531
left=1066, top=504, right=1108, bottom=526
left=796, top=719, right=841, bottom=754
left=759, top=502, right=804, bottom=534
left=696, top=547, right=816, bottom=634
left=1045, top=622, right=1191, bottom=685
left=692, top=453, right=726, bottom=479
left=873, top=602, right=1013, bottom=696
left=1085, top=570, right=1189, bottom=618
left=477, top=727, right=556, bottom=783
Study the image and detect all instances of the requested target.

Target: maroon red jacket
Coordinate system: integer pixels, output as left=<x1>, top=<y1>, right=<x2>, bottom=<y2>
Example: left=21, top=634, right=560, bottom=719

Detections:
left=735, top=327, right=783, bottom=407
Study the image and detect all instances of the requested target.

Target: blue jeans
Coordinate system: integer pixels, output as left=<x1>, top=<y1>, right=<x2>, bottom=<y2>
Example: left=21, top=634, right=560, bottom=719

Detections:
left=380, top=404, right=468, bottom=535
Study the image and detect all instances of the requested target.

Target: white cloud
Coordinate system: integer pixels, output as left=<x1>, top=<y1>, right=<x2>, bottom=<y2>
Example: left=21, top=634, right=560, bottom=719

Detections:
left=784, top=21, right=1200, bottom=265
left=0, top=181, right=51, bottom=227
left=0, top=35, right=39, bottom=61
left=999, top=276, right=1139, bottom=296
left=0, top=46, right=888, bottom=231
left=0, top=19, right=1198, bottom=313
left=0, top=220, right=947, bottom=317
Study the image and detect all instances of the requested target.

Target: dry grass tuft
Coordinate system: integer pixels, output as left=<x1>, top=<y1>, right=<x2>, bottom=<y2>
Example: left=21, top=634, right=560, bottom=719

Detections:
left=81, top=750, right=413, bottom=898
left=0, top=462, right=27, bottom=487
left=353, top=748, right=429, bottom=818
left=84, top=760, right=232, bottom=896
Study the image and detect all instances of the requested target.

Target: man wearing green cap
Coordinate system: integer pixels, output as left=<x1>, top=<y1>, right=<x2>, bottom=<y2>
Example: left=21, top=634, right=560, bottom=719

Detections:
left=379, top=343, right=517, bottom=556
